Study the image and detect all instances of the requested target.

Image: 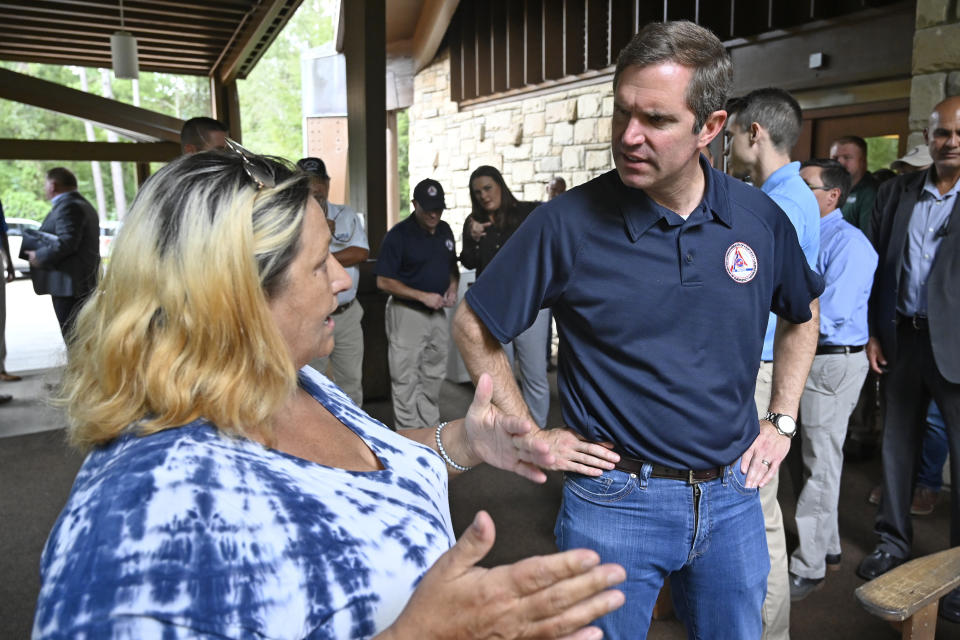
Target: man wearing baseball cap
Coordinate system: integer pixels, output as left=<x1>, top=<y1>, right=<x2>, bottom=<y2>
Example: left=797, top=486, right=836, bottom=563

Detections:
left=890, top=145, right=933, bottom=175
left=297, top=156, right=370, bottom=406
left=375, top=178, right=459, bottom=429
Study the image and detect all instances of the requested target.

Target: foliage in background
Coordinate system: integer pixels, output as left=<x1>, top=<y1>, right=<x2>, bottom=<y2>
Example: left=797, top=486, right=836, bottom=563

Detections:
left=0, top=0, right=334, bottom=220
left=0, top=62, right=209, bottom=221
left=238, top=0, right=335, bottom=160
left=866, top=135, right=900, bottom=173
left=398, top=109, right=410, bottom=220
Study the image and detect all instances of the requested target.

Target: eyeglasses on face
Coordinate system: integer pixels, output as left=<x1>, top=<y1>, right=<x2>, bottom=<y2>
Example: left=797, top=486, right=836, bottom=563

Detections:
left=224, top=138, right=276, bottom=190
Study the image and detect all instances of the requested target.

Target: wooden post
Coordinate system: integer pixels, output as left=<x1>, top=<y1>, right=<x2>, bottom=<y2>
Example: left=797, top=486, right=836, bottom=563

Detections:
left=343, top=0, right=387, bottom=255
left=210, top=76, right=243, bottom=143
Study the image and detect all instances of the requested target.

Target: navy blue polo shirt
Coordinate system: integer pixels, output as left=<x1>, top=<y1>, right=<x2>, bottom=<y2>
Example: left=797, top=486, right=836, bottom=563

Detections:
left=375, top=215, right=457, bottom=300
left=465, top=165, right=824, bottom=469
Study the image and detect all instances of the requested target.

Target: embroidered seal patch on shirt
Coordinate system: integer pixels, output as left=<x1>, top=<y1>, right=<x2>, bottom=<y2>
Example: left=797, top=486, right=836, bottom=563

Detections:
left=445, top=239, right=454, bottom=252
left=725, top=242, right=758, bottom=283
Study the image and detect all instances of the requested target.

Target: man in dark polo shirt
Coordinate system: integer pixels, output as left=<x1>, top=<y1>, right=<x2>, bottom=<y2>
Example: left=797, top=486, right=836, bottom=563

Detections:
left=453, top=21, right=822, bottom=639
left=375, top=179, right=458, bottom=429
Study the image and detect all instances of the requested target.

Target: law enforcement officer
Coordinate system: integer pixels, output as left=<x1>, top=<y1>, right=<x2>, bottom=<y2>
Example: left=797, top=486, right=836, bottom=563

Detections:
left=375, top=179, right=458, bottom=429
left=298, top=157, right=369, bottom=406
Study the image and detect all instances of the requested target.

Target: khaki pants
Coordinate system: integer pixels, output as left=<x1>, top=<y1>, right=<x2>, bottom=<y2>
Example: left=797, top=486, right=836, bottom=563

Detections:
left=755, top=361, right=790, bottom=640
left=790, top=352, right=868, bottom=578
left=310, top=298, right=364, bottom=406
left=385, top=298, right=449, bottom=430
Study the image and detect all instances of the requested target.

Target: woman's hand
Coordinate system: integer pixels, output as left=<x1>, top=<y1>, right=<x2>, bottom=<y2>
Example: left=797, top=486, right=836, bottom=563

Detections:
left=468, top=216, right=493, bottom=242
left=462, top=373, right=555, bottom=482
left=462, top=375, right=620, bottom=482
left=380, top=511, right=626, bottom=640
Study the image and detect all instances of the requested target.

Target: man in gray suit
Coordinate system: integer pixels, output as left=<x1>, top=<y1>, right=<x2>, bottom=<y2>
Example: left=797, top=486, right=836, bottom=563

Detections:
left=25, top=167, right=100, bottom=340
left=857, top=96, right=960, bottom=622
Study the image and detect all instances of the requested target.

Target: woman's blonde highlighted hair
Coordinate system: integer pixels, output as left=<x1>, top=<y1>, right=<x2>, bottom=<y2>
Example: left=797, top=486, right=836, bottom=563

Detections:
left=62, top=151, right=312, bottom=450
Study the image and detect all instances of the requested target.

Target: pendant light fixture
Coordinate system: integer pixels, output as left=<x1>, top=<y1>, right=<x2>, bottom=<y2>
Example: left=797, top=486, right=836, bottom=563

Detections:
left=110, top=0, right=139, bottom=79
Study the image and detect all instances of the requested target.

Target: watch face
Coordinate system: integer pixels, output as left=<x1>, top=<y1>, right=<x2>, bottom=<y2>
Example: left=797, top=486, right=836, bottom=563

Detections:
left=775, top=414, right=797, bottom=435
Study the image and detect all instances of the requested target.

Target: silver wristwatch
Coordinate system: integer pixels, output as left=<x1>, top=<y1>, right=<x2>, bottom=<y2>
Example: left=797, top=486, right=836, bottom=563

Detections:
left=764, top=411, right=797, bottom=438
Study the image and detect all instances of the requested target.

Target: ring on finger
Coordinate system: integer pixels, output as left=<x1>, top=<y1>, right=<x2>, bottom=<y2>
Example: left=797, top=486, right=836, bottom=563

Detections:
left=760, top=459, right=772, bottom=468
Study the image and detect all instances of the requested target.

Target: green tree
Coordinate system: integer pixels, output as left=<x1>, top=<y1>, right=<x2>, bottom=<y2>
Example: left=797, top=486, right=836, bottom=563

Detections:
left=0, top=0, right=334, bottom=218
left=238, top=0, right=335, bottom=161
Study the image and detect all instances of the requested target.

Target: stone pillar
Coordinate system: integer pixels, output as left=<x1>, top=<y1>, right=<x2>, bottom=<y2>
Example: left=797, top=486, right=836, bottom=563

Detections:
left=909, top=0, right=960, bottom=145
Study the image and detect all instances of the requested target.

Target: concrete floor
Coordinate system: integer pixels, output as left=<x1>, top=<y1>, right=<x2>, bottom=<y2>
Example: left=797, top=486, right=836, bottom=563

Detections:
left=1, top=289, right=958, bottom=638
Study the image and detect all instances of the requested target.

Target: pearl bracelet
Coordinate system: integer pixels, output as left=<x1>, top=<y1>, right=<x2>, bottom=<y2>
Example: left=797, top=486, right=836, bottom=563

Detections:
left=435, top=421, right=474, bottom=472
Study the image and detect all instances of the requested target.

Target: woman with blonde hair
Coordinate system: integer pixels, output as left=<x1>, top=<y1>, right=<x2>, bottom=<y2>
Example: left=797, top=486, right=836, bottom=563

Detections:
left=32, top=149, right=624, bottom=639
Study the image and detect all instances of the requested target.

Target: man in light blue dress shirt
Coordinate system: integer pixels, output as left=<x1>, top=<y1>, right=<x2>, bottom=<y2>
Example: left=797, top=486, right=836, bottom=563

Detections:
left=727, top=87, right=821, bottom=640
left=788, top=160, right=877, bottom=600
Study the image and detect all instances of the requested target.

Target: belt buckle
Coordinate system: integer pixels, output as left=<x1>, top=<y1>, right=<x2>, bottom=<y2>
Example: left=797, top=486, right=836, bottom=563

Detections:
left=913, top=315, right=923, bottom=330
left=688, top=469, right=702, bottom=484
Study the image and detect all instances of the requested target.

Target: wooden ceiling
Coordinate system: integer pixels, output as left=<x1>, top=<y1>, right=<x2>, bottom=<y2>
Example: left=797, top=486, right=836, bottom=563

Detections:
left=0, top=0, right=304, bottom=83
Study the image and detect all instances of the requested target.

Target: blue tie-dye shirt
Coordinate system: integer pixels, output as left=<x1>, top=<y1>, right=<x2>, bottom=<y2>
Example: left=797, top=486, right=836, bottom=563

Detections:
left=33, top=368, right=454, bottom=639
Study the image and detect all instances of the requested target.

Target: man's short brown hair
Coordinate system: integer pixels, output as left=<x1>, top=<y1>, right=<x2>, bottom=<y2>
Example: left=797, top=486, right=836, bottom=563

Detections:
left=613, top=21, right=732, bottom=132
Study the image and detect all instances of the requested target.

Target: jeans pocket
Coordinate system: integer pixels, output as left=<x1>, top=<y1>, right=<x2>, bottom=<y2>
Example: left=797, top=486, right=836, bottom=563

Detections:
left=564, top=470, right=636, bottom=503
left=727, top=458, right=759, bottom=496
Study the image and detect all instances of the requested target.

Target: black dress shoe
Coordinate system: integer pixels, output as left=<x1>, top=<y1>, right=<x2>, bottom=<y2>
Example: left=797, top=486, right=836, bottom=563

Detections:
left=940, top=586, right=960, bottom=623
left=857, top=548, right=906, bottom=580
left=825, top=553, right=842, bottom=571
left=790, top=573, right=824, bottom=601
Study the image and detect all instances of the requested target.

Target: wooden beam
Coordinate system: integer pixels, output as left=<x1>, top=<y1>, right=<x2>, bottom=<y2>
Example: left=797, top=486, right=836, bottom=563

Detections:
left=0, top=140, right=181, bottom=162
left=0, top=68, right=184, bottom=143
left=215, top=0, right=304, bottom=83
left=412, top=0, right=461, bottom=72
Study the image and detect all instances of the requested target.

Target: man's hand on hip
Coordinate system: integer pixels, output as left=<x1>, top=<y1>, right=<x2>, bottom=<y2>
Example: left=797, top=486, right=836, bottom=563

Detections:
left=740, top=422, right=790, bottom=488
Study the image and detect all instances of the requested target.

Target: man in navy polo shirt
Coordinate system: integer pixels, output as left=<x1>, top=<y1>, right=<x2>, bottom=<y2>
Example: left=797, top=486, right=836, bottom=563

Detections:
left=375, top=179, right=458, bottom=429
left=453, top=21, right=822, bottom=640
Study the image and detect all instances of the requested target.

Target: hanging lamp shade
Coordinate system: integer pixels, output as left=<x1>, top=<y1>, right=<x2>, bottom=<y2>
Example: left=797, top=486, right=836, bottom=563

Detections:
left=111, top=30, right=139, bottom=79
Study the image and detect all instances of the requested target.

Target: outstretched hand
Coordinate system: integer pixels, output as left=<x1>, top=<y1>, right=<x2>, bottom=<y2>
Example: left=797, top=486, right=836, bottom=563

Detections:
left=381, top=511, right=626, bottom=640
left=463, top=374, right=620, bottom=482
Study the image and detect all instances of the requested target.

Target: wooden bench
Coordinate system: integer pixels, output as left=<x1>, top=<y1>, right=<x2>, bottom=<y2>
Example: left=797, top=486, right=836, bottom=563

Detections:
left=855, top=547, right=960, bottom=640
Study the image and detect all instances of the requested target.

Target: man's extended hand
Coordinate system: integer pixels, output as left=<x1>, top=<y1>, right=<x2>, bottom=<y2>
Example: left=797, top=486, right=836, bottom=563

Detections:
left=520, top=428, right=620, bottom=477
left=740, top=422, right=791, bottom=488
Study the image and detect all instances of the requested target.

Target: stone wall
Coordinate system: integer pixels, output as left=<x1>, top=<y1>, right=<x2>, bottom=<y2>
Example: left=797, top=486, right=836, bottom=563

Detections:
left=909, top=0, right=960, bottom=146
left=408, top=48, right=615, bottom=247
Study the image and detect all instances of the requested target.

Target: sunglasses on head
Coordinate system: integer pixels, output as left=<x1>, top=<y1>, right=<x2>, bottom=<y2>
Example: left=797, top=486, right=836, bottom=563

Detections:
left=224, top=138, right=276, bottom=190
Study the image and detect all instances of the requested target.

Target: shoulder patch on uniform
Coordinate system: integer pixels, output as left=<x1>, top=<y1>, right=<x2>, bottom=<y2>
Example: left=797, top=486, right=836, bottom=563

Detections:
left=725, top=242, right=757, bottom=283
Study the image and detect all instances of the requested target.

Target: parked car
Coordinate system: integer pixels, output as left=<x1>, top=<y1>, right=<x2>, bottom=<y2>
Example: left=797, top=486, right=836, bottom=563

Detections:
left=4, top=217, right=41, bottom=277
left=99, top=220, right=121, bottom=258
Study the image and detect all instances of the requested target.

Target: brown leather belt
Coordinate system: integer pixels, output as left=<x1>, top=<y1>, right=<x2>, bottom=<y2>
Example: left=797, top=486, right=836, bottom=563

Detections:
left=614, top=455, right=724, bottom=484
left=816, top=344, right=864, bottom=355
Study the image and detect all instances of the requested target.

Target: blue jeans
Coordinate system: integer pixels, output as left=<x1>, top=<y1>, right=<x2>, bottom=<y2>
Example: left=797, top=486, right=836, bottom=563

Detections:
left=555, top=462, right=768, bottom=640
left=917, top=401, right=947, bottom=491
